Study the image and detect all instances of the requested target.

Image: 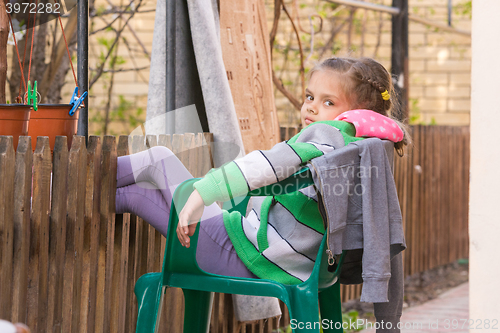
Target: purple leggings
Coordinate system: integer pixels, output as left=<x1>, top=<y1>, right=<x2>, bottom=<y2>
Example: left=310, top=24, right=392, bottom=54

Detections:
left=115, top=146, right=257, bottom=279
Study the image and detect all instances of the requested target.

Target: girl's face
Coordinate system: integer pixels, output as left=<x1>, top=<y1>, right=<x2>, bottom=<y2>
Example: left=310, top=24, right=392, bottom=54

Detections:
left=300, top=70, right=352, bottom=128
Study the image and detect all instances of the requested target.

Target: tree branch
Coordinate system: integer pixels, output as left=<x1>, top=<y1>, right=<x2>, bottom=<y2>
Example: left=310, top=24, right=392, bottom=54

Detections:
left=102, top=0, right=150, bottom=59
left=269, top=0, right=282, bottom=53
left=282, top=1, right=305, bottom=100
left=89, top=0, right=143, bottom=89
left=89, top=65, right=149, bottom=73
left=273, top=70, right=302, bottom=110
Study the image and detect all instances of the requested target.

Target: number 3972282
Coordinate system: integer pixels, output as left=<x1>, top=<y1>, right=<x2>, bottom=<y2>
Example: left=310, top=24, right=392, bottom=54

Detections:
left=5, top=2, right=61, bottom=14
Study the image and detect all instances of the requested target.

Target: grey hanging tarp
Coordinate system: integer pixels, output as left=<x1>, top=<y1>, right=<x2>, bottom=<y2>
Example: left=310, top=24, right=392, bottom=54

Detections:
left=145, top=0, right=245, bottom=167
left=143, top=0, right=281, bottom=322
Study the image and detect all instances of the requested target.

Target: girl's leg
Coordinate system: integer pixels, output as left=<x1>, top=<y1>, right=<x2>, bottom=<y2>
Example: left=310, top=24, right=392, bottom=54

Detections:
left=115, top=146, right=257, bottom=279
left=117, top=146, right=197, bottom=213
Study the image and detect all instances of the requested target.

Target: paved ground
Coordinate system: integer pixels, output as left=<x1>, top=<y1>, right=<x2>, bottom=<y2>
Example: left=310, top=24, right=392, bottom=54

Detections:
left=359, top=282, right=469, bottom=333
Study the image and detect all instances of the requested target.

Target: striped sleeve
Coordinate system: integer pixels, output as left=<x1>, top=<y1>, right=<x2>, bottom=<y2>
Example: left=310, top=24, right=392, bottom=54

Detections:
left=194, top=122, right=345, bottom=206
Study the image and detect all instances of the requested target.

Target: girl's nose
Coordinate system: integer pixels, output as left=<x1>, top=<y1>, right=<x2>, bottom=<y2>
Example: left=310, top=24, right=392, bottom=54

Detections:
left=307, top=107, right=317, bottom=115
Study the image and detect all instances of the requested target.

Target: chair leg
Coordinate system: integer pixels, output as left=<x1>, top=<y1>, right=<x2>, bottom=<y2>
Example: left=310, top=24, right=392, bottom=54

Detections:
left=319, top=280, right=343, bottom=333
left=287, top=289, right=322, bottom=333
left=134, top=273, right=163, bottom=333
left=182, top=289, right=214, bottom=333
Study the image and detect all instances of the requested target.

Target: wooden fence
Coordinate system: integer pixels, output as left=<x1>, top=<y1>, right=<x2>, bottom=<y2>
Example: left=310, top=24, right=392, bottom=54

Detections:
left=0, top=125, right=470, bottom=332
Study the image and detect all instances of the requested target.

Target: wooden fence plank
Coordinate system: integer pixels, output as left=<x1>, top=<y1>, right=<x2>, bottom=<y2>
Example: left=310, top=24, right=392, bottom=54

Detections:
left=149, top=134, right=164, bottom=285
left=202, top=133, right=214, bottom=177
left=81, top=136, right=102, bottom=333
left=0, top=136, right=16, bottom=321
left=47, top=136, right=68, bottom=333
left=119, top=135, right=140, bottom=333
left=11, top=136, right=32, bottom=325
left=115, top=135, right=132, bottom=333
left=430, top=126, right=438, bottom=269
left=58, top=136, right=86, bottom=333
left=444, top=127, right=452, bottom=264
left=27, top=137, right=51, bottom=332
left=111, top=136, right=131, bottom=333
left=161, top=134, right=188, bottom=333
left=100, top=136, right=117, bottom=333
left=417, top=125, right=425, bottom=273
left=125, top=136, right=146, bottom=332
left=145, top=135, right=161, bottom=274
left=157, top=135, right=172, bottom=275
left=463, top=127, right=470, bottom=258
left=183, top=133, right=196, bottom=176
left=61, top=135, right=77, bottom=333
left=131, top=136, right=149, bottom=280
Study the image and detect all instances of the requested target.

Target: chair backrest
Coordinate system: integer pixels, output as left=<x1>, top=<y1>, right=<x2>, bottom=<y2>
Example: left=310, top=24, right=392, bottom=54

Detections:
left=227, top=166, right=345, bottom=290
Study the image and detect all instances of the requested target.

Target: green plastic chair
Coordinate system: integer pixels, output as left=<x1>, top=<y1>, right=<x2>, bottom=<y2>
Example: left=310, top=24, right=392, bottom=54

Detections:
left=134, top=167, right=345, bottom=333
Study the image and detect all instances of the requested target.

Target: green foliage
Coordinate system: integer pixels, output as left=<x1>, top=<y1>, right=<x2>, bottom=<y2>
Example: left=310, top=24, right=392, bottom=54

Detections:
left=408, top=98, right=439, bottom=126
left=97, top=37, right=111, bottom=48
left=342, top=310, right=364, bottom=333
left=90, top=95, right=145, bottom=136
left=352, top=17, right=363, bottom=35
left=318, top=9, right=328, bottom=19
left=95, top=4, right=106, bottom=15
left=409, top=98, right=422, bottom=125
left=454, top=0, right=472, bottom=18
left=332, top=41, right=342, bottom=55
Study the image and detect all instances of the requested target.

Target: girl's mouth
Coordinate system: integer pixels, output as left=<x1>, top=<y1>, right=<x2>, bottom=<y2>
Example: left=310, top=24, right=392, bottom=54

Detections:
left=304, top=118, right=314, bottom=125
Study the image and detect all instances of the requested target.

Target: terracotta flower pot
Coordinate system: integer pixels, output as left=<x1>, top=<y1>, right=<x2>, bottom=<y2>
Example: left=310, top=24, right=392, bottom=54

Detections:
left=0, top=104, right=32, bottom=150
left=28, top=104, right=79, bottom=151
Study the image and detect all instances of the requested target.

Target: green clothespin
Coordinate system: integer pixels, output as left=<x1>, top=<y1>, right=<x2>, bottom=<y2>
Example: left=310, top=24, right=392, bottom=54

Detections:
left=27, top=80, right=38, bottom=111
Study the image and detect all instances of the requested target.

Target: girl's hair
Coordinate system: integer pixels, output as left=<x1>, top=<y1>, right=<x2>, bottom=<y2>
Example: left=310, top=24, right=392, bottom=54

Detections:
left=309, top=57, right=411, bottom=156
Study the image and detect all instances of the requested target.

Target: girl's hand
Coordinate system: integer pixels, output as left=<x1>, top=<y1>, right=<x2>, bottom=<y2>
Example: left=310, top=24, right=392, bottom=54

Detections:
left=176, top=189, right=205, bottom=248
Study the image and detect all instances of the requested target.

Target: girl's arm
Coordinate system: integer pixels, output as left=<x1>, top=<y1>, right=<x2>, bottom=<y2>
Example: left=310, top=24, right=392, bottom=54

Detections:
left=176, top=189, right=205, bottom=248
left=193, top=122, right=344, bottom=206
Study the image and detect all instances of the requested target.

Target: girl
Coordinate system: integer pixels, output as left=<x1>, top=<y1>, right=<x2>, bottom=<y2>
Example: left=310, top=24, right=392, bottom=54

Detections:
left=115, top=56, right=409, bottom=283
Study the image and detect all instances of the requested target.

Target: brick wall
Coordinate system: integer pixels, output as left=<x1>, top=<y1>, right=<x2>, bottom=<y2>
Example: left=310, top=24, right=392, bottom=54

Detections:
left=268, top=0, right=471, bottom=126
left=5, top=0, right=471, bottom=133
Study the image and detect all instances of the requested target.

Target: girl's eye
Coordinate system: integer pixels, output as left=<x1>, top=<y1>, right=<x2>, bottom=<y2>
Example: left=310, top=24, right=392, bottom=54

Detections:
left=306, top=94, right=313, bottom=101
left=325, top=100, right=334, bottom=106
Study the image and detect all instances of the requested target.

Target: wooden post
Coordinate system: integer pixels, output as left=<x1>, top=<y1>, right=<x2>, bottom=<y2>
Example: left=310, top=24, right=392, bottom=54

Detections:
left=391, top=0, right=409, bottom=122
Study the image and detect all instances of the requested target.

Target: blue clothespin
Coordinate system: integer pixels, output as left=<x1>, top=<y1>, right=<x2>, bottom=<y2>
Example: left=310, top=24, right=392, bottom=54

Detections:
left=69, top=87, right=88, bottom=116
left=27, top=80, right=38, bottom=111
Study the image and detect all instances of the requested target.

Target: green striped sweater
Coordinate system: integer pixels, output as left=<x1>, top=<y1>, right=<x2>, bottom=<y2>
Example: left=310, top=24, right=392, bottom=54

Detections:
left=194, top=121, right=363, bottom=284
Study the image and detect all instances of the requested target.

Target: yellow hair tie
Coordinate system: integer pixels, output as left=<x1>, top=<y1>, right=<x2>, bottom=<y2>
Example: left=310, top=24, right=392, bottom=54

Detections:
left=381, top=90, right=390, bottom=101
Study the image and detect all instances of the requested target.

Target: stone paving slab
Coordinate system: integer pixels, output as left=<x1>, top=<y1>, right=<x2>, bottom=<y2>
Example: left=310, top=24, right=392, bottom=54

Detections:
left=359, top=282, right=469, bottom=333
